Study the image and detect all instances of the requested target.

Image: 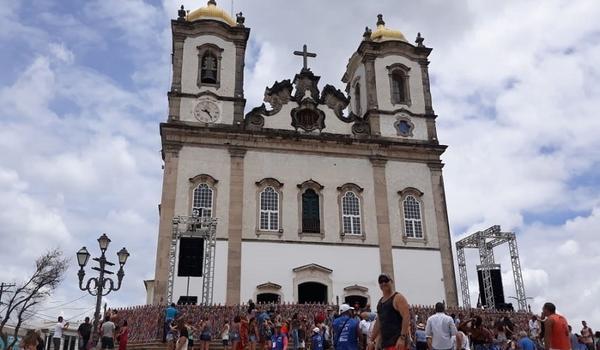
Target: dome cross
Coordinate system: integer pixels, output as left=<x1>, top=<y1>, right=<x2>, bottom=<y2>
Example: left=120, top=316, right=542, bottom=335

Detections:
left=293, top=44, right=317, bottom=71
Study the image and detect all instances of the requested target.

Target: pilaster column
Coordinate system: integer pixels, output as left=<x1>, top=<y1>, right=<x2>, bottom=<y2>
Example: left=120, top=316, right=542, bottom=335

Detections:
left=226, top=147, right=246, bottom=304
left=418, top=58, right=434, bottom=115
left=153, top=142, right=182, bottom=304
left=233, top=41, right=247, bottom=125
left=428, top=162, right=459, bottom=306
left=363, top=54, right=381, bottom=136
left=171, top=34, right=185, bottom=92
left=369, top=156, right=394, bottom=277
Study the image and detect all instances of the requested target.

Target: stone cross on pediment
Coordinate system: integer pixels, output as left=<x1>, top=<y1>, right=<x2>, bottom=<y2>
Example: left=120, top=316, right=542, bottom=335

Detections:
left=293, top=44, right=317, bottom=71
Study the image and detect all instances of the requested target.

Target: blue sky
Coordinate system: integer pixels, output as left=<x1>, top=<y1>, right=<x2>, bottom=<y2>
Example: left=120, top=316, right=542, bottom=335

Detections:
left=1, top=0, right=600, bottom=329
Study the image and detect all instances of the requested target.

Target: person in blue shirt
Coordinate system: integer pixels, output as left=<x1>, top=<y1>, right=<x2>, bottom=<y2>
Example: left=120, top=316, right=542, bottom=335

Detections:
left=271, top=324, right=288, bottom=350
left=163, top=303, right=178, bottom=343
left=415, top=323, right=427, bottom=350
left=333, top=304, right=361, bottom=350
left=517, top=331, right=536, bottom=350
left=311, top=327, right=323, bottom=350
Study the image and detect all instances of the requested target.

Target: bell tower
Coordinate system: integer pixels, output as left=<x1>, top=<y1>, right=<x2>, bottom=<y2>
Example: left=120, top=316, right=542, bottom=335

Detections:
left=342, top=15, right=437, bottom=143
left=168, top=1, right=250, bottom=126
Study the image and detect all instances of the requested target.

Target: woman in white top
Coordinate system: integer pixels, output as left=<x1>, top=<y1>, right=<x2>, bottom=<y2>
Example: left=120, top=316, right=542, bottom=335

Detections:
left=451, top=329, right=470, bottom=350
left=222, top=320, right=231, bottom=350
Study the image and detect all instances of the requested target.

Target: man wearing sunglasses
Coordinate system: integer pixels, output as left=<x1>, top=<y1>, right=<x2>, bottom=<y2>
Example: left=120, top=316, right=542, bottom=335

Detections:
left=367, top=273, right=411, bottom=350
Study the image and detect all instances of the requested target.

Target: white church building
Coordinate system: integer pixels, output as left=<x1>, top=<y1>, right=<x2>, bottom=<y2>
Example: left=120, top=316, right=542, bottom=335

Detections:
left=149, top=0, right=459, bottom=307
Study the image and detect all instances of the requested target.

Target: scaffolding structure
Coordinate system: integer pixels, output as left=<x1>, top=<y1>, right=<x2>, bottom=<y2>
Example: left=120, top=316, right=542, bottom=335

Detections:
left=456, top=225, right=527, bottom=311
left=167, top=215, right=217, bottom=305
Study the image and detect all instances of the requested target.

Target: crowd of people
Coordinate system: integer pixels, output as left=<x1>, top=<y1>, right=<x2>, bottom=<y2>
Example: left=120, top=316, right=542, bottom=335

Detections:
left=112, top=301, right=600, bottom=350
left=114, top=302, right=536, bottom=347
left=101, top=274, right=600, bottom=350
left=110, top=272, right=599, bottom=350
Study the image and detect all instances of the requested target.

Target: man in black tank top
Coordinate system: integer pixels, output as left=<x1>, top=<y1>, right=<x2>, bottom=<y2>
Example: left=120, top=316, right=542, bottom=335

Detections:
left=367, top=273, right=411, bottom=350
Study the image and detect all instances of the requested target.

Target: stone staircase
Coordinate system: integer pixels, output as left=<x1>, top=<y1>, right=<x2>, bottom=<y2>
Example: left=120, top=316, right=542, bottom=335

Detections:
left=128, top=340, right=224, bottom=350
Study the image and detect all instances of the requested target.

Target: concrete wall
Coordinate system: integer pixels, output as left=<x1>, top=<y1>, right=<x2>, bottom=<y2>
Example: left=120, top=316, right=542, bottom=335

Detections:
left=392, top=248, right=446, bottom=305
left=242, top=150, right=377, bottom=243
left=240, top=241, right=381, bottom=303
left=174, top=146, right=231, bottom=239
left=179, top=97, right=235, bottom=124
left=178, top=35, right=237, bottom=125
left=181, top=35, right=236, bottom=95
left=386, top=160, right=439, bottom=247
left=374, top=55, right=425, bottom=114
left=171, top=241, right=446, bottom=305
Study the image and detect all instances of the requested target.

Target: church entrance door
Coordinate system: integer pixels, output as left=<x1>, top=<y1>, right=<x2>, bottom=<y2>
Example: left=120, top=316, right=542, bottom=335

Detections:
left=298, top=282, right=327, bottom=304
left=256, top=293, right=280, bottom=304
left=344, top=295, right=368, bottom=308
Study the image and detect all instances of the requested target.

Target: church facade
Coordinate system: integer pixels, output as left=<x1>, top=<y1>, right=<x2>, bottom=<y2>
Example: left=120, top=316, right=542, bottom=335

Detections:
left=150, top=1, right=458, bottom=307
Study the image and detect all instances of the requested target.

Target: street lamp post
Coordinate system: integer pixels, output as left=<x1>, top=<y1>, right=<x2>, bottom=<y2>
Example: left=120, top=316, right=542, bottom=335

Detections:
left=77, top=233, right=130, bottom=346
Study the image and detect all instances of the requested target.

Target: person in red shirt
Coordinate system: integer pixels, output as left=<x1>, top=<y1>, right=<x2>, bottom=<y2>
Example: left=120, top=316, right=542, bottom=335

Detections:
left=542, top=302, right=570, bottom=350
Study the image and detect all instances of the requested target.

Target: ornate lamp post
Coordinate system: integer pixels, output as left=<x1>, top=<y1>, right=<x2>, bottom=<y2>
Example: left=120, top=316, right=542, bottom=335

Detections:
left=77, top=233, right=130, bottom=344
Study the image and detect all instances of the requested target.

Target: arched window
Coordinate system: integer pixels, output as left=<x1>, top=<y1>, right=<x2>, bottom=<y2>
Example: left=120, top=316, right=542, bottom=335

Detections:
left=192, top=183, right=213, bottom=217
left=200, top=51, right=218, bottom=84
left=387, top=63, right=411, bottom=106
left=197, top=44, right=223, bottom=88
left=403, top=195, right=423, bottom=238
left=341, top=192, right=361, bottom=235
left=302, top=189, right=320, bottom=233
left=260, top=186, right=279, bottom=231
left=255, top=178, right=283, bottom=235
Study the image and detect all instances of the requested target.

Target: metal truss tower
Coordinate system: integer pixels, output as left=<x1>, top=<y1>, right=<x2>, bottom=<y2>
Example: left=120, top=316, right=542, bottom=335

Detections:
left=456, top=225, right=527, bottom=311
left=167, top=215, right=217, bottom=305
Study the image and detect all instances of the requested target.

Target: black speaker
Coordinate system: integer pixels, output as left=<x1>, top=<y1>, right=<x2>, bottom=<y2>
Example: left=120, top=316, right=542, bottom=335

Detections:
left=177, top=296, right=198, bottom=305
left=477, top=267, right=505, bottom=308
left=178, top=237, right=204, bottom=277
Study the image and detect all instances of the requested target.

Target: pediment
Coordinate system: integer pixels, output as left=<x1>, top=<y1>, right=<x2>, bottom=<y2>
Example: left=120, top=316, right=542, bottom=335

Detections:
left=256, top=282, right=282, bottom=290
left=292, top=263, right=332, bottom=274
left=343, top=284, right=369, bottom=293
left=243, top=69, right=369, bottom=136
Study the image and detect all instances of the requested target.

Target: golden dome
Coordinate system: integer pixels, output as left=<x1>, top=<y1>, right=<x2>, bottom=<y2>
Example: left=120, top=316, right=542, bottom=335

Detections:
left=187, top=0, right=236, bottom=26
left=370, top=14, right=407, bottom=43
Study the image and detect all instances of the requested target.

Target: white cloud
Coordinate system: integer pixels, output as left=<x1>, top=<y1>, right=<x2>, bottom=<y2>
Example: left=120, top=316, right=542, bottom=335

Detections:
left=48, top=43, right=74, bottom=64
left=557, top=240, right=580, bottom=256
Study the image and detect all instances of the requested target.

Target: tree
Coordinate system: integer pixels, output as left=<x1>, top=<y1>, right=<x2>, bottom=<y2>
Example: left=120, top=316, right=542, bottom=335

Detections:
left=0, top=249, right=68, bottom=347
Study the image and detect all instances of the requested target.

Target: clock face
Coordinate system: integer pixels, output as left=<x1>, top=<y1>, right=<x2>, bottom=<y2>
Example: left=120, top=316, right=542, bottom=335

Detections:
left=193, top=99, right=220, bottom=123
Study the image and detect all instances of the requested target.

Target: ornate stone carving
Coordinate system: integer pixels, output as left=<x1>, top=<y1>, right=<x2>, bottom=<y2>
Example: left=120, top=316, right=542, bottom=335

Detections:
left=321, top=85, right=352, bottom=120
left=177, top=5, right=187, bottom=21
left=293, top=70, right=321, bottom=102
left=291, top=92, right=326, bottom=132
left=236, top=12, right=245, bottom=26
left=244, top=68, right=372, bottom=135
left=352, top=119, right=370, bottom=135
left=244, top=80, right=293, bottom=130
left=264, top=80, right=293, bottom=113
left=320, top=85, right=370, bottom=135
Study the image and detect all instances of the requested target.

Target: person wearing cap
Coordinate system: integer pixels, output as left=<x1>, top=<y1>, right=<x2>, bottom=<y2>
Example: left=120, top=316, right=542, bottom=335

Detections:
left=333, top=304, right=361, bottom=350
left=271, top=323, right=288, bottom=350
left=368, top=273, right=410, bottom=350
left=415, top=323, right=427, bottom=350
left=311, top=327, right=324, bottom=350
